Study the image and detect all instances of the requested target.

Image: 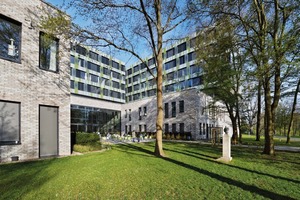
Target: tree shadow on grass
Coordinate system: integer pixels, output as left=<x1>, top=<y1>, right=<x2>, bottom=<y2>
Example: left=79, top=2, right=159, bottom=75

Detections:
left=115, top=143, right=154, bottom=154
left=118, top=143, right=295, bottom=200
left=161, top=156, right=295, bottom=200
left=167, top=147, right=300, bottom=185
left=114, top=143, right=155, bottom=158
left=0, top=159, right=57, bottom=199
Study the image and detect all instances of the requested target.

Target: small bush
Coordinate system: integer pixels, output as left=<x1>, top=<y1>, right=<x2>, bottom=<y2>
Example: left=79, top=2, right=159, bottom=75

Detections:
left=73, top=143, right=103, bottom=153
left=75, top=132, right=100, bottom=144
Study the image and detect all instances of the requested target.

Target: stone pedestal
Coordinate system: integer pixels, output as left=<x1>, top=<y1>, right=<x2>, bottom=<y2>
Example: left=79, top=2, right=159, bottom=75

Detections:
left=217, top=130, right=232, bottom=163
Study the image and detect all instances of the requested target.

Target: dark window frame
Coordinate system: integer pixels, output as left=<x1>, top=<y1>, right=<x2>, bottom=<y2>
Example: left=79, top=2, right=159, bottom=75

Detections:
left=0, top=100, right=21, bottom=145
left=39, top=32, right=59, bottom=73
left=0, top=14, right=22, bottom=63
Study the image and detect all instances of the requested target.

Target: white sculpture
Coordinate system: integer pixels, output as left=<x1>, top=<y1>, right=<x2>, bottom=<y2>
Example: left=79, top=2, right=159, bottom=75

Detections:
left=217, top=126, right=232, bottom=163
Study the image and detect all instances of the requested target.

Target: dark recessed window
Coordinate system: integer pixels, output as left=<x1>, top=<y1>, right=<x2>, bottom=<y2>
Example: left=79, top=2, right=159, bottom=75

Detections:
left=87, top=85, right=100, bottom=94
left=127, top=68, right=132, bottom=75
left=179, top=123, right=184, bottom=133
left=39, top=32, right=59, bottom=72
left=179, top=100, right=184, bottom=113
left=0, top=101, right=20, bottom=145
left=101, top=56, right=109, bottom=65
left=165, top=123, right=169, bottom=133
left=75, top=45, right=87, bottom=56
left=148, top=57, right=155, bottom=66
left=70, top=80, right=74, bottom=89
left=103, top=67, right=110, bottom=76
left=0, top=14, right=21, bottom=63
left=133, top=65, right=139, bottom=73
left=188, top=52, right=196, bottom=61
left=90, top=74, right=99, bottom=83
left=165, top=59, right=176, bottom=70
left=166, top=48, right=175, bottom=58
left=112, top=61, right=119, bottom=70
left=112, top=81, right=120, bottom=89
left=172, top=123, right=177, bottom=133
left=179, top=55, right=185, bottom=65
left=75, top=69, right=86, bottom=79
left=177, top=42, right=186, bottom=53
left=78, top=82, right=85, bottom=91
left=112, top=71, right=120, bottom=79
left=171, top=102, right=176, bottom=117
left=87, top=62, right=100, bottom=72
left=164, top=103, right=169, bottom=118
left=89, top=51, right=98, bottom=61
left=178, top=67, right=187, bottom=78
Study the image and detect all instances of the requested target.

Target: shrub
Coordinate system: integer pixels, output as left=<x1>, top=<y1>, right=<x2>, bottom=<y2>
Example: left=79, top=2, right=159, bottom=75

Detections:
left=75, top=132, right=100, bottom=144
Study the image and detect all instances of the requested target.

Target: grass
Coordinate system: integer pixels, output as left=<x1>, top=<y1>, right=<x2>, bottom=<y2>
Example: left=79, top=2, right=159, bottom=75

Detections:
left=0, top=142, right=299, bottom=199
left=241, top=134, right=300, bottom=147
left=73, top=142, right=103, bottom=153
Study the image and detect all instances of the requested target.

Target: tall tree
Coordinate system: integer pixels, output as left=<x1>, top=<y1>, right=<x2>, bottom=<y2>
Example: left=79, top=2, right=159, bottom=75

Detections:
left=193, top=0, right=300, bottom=155
left=286, top=78, right=300, bottom=143
left=46, top=0, right=193, bottom=157
left=196, top=17, right=244, bottom=144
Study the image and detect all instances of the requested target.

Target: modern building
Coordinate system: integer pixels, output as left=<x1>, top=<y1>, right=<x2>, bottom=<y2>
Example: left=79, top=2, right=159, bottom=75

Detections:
left=123, top=34, right=231, bottom=139
left=0, top=0, right=71, bottom=162
left=0, top=0, right=231, bottom=163
left=69, top=44, right=126, bottom=135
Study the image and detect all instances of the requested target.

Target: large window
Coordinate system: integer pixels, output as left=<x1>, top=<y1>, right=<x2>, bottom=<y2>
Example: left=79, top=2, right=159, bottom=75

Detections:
left=0, top=101, right=20, bottom=145
left=39, top=32, right=59, bottom=72
left=0, top=14, right=21, bottom=62
left=71, top=105, right=121, bottom=134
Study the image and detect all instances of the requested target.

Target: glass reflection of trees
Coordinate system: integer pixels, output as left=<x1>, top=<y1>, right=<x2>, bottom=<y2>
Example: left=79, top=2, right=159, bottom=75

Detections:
left=71, top=105, right=121, bottom=135
left=0, top=15, right=21, bottom=62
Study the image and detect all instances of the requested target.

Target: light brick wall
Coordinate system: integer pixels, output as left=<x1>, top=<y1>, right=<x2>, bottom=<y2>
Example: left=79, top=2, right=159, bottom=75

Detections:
left=122, top=88, right=232, bottom=140
left=0, top=0, right=71, bottom=162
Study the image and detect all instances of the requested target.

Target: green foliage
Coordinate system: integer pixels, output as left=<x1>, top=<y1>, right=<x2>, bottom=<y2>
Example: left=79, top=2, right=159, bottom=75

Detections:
left=0, top=142, right=299, bottom=199
left=73, top=143, right=103, bottom=153
left=75, top=132, right=100, bottom=144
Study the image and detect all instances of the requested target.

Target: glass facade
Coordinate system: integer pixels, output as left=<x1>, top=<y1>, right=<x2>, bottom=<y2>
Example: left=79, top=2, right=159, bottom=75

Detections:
left=125, top=35, right=202, bottom=103
left=71, top=105, right=121, bottom=134
left=70, top=44, right=126, bottom=103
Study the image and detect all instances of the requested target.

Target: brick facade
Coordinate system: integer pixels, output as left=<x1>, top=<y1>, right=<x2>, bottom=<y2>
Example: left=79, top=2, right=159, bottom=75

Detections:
left=0, top=0, right=71, bottom=162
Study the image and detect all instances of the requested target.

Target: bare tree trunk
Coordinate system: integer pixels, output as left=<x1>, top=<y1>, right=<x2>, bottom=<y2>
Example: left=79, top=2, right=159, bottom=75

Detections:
left=286, top=78, right=300, bottom=143
left=263, top=79, right=275, bottom=155
left=256, top=81, right=261, bottom=141
left=154, top=0, right=165, bottom=157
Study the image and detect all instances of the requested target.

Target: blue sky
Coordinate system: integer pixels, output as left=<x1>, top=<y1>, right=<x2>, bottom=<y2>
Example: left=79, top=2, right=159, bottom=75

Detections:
left=44, top=0, right=191, bottom=66
left=45, top=0, right=144, bottom=66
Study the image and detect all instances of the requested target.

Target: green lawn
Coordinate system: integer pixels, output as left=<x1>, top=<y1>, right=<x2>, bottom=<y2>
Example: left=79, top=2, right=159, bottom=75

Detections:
left=241, top=134, right=300, bottom=147
left=0, top=142, right=299, bottom=199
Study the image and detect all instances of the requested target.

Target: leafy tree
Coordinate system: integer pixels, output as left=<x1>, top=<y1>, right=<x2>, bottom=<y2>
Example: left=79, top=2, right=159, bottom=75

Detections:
left=193, top=0, right=300, bottom=155
left=42, top=0, right=193, bottom=157
left=196, top=17, right=245, bottom=144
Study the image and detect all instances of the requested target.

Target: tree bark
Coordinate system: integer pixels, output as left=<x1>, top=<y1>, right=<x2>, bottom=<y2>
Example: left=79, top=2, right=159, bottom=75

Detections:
left=154, top=0, right=165, bottom=157
left=263, top=78, right=275, bottom=155
left=286, top=78, right=300, bottom=143
left=256, top=81, right=261, bottom=141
